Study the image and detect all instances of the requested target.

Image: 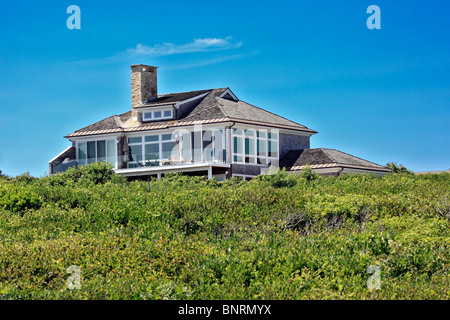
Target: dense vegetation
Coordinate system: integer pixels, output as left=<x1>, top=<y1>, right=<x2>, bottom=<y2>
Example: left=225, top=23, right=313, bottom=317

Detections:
left=0, top=163, right=449, bottom=299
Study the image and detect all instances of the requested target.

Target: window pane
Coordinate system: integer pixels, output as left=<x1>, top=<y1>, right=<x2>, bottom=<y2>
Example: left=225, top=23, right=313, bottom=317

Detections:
left=203, top=130, right=213, bottom=149
left=257, top=130, right=266, bottom=138
left=106, top=140, right=116, bottom=166
left=268, top=141, right=278, bottom=157
left=182, top=132, right=192, bottom=161
left=213, top=129, right=223, bottom=161
left=245, top=129, right=255, bottom=137
left=163, top=110, right=172, bottom=117
left=192, top=132, right=202, bottom=162
left=97, top=140, right=106, bottom=163
left=213, top=129, right=223, bottom=149
left=145, top=143, right=159, bottom=161
left=233, top=128, right=242, bottom=135
left=233, top=136, right=243, bottom=154
left=145, top=135, right=158, bottom=142
left=143, top=112, right=152, bottom=120
left=257, top=157, right=267, bottom=165
left=268, top=132, right=278, bottom=140
left=245, top=138, right=255, bottom=155
left=257, top=139, right=267, bottom=157
left=78, top=142, right=87, bottom=165
left=245, top=156, right=255, bottom=164
left=154, top=111, right=162, bottom=118
left=162, top=142, right=176, bottom=159
left=87, top=141, right=96, bottom=164
left=233, top=155, right=243, bottom=163
left=202, top=130, right=214, bottom=162
left=128, top=137, right=142, bottom=144
left=128, top=145, right=142, bottom=162
left=161, top=134, right=172, bottom=141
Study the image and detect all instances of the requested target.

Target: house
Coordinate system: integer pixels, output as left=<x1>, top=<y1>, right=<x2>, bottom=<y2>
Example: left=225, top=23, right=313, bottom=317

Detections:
left=49, top=64, right=390, bottom=180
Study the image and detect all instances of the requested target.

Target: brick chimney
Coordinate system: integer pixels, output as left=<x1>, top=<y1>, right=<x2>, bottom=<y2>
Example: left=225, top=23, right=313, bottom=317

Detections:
left=131, top=64, right=158, bottom=117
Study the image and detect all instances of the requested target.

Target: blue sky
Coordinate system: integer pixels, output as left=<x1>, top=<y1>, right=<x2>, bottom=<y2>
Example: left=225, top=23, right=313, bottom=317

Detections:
left=0, top=0, right=449, bottom=176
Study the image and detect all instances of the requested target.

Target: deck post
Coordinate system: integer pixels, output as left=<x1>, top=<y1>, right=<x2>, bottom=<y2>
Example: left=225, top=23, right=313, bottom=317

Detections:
left=207, top=167, right=212, bottom=180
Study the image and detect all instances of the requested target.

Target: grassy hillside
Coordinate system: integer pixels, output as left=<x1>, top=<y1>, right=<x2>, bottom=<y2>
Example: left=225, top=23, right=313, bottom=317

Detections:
left=0, top=163, right=449, bottom=299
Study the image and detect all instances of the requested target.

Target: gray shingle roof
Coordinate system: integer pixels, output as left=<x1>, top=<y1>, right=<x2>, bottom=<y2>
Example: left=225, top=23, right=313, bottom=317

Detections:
left=218, top=98, right=309, bottom=129
left=280, top=148, right=390, bottom=172
left=65, top=88, right=316, bottom=137
left=70, top=115, right=122, bottom=133
left=181, top=88, right=312, bottom=131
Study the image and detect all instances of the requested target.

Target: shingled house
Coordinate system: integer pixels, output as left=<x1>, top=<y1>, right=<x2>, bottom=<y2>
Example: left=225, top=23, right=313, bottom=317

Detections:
left=49, top=64, right=390, bottom=180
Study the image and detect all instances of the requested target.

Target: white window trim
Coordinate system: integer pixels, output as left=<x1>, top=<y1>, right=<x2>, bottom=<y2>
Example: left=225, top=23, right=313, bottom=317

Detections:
left=231, top=126, right=279, bottom=165
left=127, top=133, right=177, bottom=168
left=76, top=138, right=118, bottom=169
left=179, top=127, right=226, bottom=164
left=142, top=108, right=174, bottom=122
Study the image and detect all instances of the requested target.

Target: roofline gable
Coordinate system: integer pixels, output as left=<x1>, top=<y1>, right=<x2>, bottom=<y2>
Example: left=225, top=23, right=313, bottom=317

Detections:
left=219, top=88, right=239, bottom=101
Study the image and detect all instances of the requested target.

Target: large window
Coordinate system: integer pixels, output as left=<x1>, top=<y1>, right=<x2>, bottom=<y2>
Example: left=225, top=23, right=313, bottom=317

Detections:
left=127, top=129, right=224, bottom=168
left=127, top=133, right=177, bottom=168
left=77, top=139, right=116, bottom=167
left=232, top=128, right=278, bottom=165
left=180, top=129, right=224, bottom=163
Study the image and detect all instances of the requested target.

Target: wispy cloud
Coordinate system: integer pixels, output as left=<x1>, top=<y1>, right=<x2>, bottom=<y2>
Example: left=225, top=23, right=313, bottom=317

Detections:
left=126, top=36, right=242, bottom=57
left=73, top=36, right=243, bottom=65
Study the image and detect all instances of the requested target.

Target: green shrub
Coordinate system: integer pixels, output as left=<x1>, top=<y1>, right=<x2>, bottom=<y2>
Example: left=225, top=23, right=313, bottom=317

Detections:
left=11, top=172, right=36, bottom=183
left=42, top=162, right=126, bottom=187
left=0, top=168, right=449, bottom=299
left=0, top=170, right=9, bottom=180
left=299, top=164, right=320, bottom=181
left=386, top=162, right=414, bottom=175
left=0, top=184, right=42, bottom=213
left=256, top=167, right=297, bottom=188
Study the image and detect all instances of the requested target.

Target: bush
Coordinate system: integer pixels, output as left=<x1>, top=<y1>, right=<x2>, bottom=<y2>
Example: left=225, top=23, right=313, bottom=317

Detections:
left=0, top=167, right=449, bottom=299
left=11, top=172, right=36, bottom=184
left=0, top=184, right=42, bottom=213
left=0, top=173, right=8, bottom=180
left=256, top=167, right=297, bottom=188
left=299, top=164, right=320, bottom=181
left=42, top=162, right=126, bottom=187
left=386, top=162, right=414, bottom=175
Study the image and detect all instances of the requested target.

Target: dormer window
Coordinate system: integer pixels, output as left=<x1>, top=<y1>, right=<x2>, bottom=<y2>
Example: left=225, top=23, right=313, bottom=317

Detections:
left=142, top=108, right=173, bottom=122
